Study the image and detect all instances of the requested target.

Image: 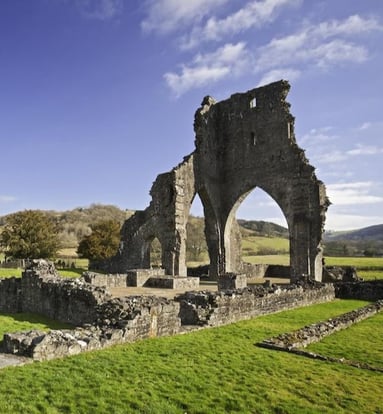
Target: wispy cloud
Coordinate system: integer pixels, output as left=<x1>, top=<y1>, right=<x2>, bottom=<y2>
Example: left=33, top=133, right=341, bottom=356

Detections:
left=257, top=68, right=300, bottom=86
left=347, top=144, right=383, bottom=156
left=256, top=15, right=382, bottom=73
left=75, top=0, right=123, bottom=20
left=327, top=182, right=383, bottom=206
left=180, top=0, right=302, bottom=50
left=164, top=42, right=250, bottom=97
left=141, top=0, right=229, bottom=34
left=0, top=195, right=16, bottom=203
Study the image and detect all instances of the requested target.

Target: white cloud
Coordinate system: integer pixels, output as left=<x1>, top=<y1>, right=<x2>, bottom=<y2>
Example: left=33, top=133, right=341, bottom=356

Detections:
left=141, top=0, right=229, bottom=34
left=180, top=0, right=302, bottom=50
left=317, top=150, right=348, bottom=164
left=75, top=0, right=123, bottom=20
left=327, top=182, right=383, bottom=206
left=300, top=127, right=337, bottom=145
left=347, top=144, right=383, bottom=156
left=314, top=15, right=383, bottom=39
left=164, top=42, right=250, bottom=97
left=257, top=68, right=300, bottom=86
left=256, top=15, right=381, bottom=75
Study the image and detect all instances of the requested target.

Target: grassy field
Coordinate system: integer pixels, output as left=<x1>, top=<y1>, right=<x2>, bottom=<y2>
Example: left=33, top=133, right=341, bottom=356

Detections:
left=0, top=299, right=381, bottom=413
left=307, top=310, right=383, bottom=369
left=242, top=236, right=289, bottom=255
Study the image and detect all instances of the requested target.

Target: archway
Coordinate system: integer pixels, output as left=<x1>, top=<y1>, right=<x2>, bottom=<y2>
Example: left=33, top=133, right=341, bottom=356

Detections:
left=187, top=194, right=208, bottom=266
left=149, top=237, right=162, bottom=268
left=235, top=188, right=290, bottom=266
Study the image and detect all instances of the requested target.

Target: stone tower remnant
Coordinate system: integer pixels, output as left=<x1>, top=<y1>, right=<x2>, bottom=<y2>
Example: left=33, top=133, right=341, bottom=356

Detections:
left=109, top=80, right=329, bottom=282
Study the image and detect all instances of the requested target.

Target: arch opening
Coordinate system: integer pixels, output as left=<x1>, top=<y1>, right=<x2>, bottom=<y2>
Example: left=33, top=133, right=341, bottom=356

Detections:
left=149, top=237, right=162, bottom=269
left=223, top=187, right=291, bottom=282
left=187, top=193, right=209, bottom=268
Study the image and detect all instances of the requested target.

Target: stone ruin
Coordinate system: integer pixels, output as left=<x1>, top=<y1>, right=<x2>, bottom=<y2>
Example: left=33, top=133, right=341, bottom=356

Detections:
left=103, top=80, right=329, bottom=282
left=1, top=260, right=382, bottom=363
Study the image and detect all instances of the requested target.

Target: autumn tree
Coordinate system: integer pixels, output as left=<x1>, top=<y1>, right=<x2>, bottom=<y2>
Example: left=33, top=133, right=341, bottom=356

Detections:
left=0, top=210, right=61, bottom=259
left=77, top=220, right=120, bottom=261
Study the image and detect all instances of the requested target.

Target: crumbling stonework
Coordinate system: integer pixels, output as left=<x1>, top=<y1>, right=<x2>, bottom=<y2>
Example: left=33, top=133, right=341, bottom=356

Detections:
left=109, top=81, right=328, bottom=281
left=0, top=260, right=111, bottom=325
left=2, top=261, right=382, bottom=363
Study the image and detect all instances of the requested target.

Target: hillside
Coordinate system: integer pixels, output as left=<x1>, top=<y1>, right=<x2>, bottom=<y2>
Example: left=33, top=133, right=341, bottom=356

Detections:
left=0, top=204, right=134, bottom=249
left=325, top=224, right=383, bottom=241
left=0, top=206, right=288, bottom=259
left=324, top=224, right=383, bottom=257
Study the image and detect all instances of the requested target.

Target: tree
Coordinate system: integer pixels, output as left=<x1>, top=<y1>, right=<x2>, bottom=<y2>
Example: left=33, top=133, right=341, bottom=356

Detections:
left=186, top=217, right=207, bottom=261
left=0, top=210, right=61, bottom=259
left=77, top=220, right=120, bottom=261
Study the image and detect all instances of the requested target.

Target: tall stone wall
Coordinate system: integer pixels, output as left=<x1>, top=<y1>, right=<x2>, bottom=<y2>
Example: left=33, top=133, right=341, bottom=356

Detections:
left=110, top=80, right=329, bottom=282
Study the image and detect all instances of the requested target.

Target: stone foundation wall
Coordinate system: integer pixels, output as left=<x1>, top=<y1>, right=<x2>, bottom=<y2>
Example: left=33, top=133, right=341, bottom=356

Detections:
left=240, top=263, right=291, bottom=280
left=335, top=280, right=383, bottom=301
left=259, top=300, right=383, bottom=350
left=81, top=272, right=128, bottom=288
left=176, top=283, right=336, bottom=326
left=3, top=296, right=181, bottom=361
left=4, top=260, right=382, bottom=364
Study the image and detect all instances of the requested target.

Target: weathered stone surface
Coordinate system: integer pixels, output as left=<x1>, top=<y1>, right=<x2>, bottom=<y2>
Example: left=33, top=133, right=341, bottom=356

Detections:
left=82, top=271, right=128, bottom=288
left=217, top=273, right=247, bottom=290
left=335, top=280, right=383, bottom=301
left=106, top=81, right=328, bottom=282
left=322, top=266, right=361, bottom=283
left=176, top=283, right=335, bottom=327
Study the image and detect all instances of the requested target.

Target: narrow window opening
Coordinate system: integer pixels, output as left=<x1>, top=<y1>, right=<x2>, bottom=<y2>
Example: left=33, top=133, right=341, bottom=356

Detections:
left=251, top=132, right=257, bottom=146
left=250, top=97, right=257, bottom=108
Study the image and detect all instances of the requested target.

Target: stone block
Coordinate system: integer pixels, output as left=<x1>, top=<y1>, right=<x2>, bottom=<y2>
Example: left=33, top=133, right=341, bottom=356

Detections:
left=218, top=273, right=247, bottom=290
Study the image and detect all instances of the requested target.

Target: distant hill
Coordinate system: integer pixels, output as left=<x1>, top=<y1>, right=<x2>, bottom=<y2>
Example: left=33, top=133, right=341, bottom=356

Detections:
left=324, top=224, right=383, bottom=242
left=237, top=219, right=289, bottom=238
left=0, top=204, right=134, bottom=249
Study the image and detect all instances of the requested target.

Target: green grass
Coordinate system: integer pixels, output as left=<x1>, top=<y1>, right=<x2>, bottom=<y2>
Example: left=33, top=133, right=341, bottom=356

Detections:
left=324, top=256, right=383, bottom=269
left=243, top=254, right=290, bottom=265
left=0, top=313, right=71, bottom=339
left=242, top=235, right=289, bottom=255
left=0, top=268, right=85, bottom=279
left=0, top=268, right=22, bottom=278
left=0, top=299, right=382, bottom=414
left=307, top=311, right=383, bottom=369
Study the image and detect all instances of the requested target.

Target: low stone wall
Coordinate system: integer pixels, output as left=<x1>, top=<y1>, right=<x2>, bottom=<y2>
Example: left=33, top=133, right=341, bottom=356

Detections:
left=4, top=296, right=181, bottom=361
left=0, top=260, right=111, bottom=325
left=144, top=276, right=200, bottom=290
left=126, top=269, right=166, bottom=287
left=81, top=272, right=128, bottom=288
left=176, top=283, right=336, bottom=326
left=3, top=260, right=382, bottom=364
left=258, top=300, right=383, bottom=350
left=335, top=280, right=383, bottom=301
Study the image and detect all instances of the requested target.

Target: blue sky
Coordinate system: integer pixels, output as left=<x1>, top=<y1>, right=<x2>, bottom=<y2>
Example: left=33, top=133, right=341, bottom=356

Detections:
left=1, top=0, right=382, bottom=231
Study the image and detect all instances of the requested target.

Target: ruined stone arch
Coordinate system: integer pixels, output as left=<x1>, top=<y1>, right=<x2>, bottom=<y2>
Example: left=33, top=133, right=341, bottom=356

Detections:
left=110, top=80, right=329, bottom=281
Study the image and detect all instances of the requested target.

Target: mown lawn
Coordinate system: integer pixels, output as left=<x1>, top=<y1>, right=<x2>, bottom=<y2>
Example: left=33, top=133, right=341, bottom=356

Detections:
left=307, top=310, right=383, bottom=369
left=0, top=299, right=382, bottom=414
